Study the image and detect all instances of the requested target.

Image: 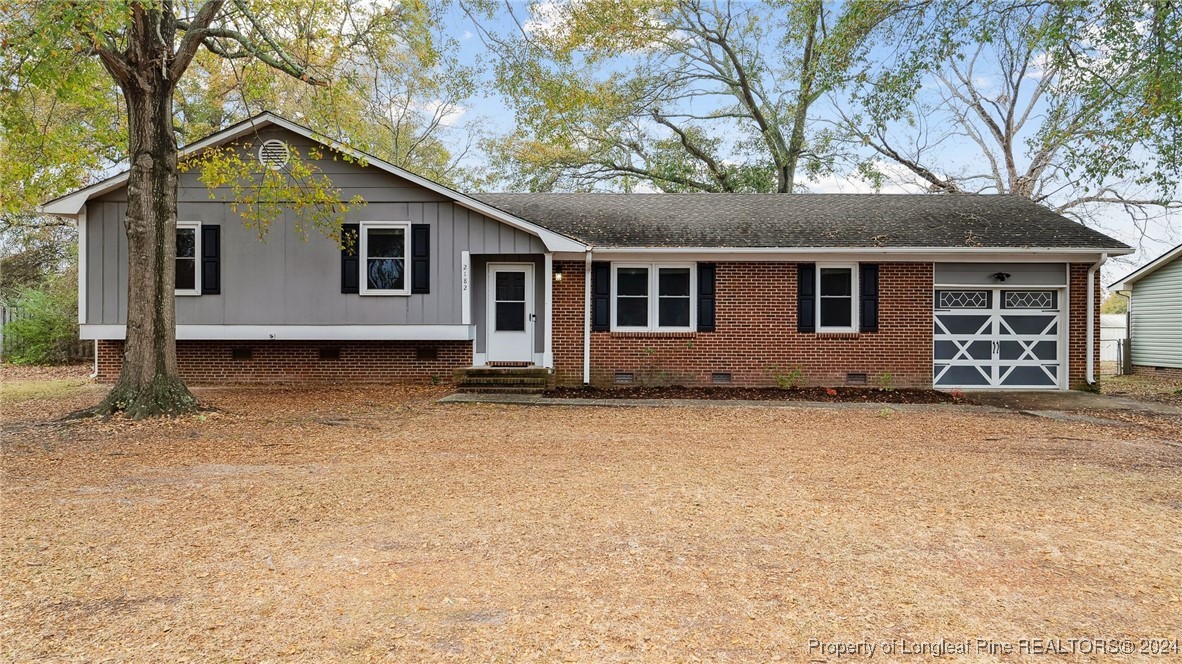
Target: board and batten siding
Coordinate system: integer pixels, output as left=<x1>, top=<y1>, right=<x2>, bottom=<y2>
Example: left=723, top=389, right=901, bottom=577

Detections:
left=1130, top=256, right=1182, bottom=368
left=83, top=126, right=545, bottom=327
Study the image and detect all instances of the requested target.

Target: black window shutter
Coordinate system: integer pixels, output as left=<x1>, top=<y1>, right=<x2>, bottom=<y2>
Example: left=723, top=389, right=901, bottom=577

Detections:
left=797, top=263, right=816, bottom=333
left=341, top=223, right=360, bottom=294
left=591, top=261, right=610, bottom=332
left=200, top=224, right=220, bottom=295
left=411, top=224, right=430, bottom=294
left=859, top=263, right=879, bottom=332
left=697, top=263, right=716, bottom=332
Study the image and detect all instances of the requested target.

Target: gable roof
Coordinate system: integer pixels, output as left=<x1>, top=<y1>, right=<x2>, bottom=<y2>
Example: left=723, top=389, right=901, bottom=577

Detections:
left=38, top=112, right=585, bottom=253
left=475, top=193, right=1131, bottom=252
left=1109, top=242, right=1182, bottom=290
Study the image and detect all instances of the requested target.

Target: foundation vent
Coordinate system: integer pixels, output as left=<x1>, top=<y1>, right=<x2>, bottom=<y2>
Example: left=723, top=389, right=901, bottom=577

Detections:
left=319, top=347, right=341, bottom=361
left=614, top=372, right=635, bottom=384
left=231, top=347, right=253, bottom=361
left=846, top=372, right=868, bottom=385
left=711, top=372, right=733, bottom=384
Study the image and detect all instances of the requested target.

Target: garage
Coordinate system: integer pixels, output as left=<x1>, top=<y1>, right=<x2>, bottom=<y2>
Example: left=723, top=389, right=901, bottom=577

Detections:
left=933, top=264, right=1067, bottom=389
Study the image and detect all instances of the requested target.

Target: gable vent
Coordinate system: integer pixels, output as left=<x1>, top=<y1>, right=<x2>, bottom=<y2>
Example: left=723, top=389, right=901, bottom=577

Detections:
left=258, top=139, right=290, bottom=169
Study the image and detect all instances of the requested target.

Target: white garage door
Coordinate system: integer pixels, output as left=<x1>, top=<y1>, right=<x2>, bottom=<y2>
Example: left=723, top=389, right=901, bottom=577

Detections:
left=934, top=289, right=1064, bottom=389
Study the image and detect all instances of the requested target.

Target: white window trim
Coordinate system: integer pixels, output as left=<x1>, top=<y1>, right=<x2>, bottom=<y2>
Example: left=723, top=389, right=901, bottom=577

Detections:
left=611, top=263, right=696, bottom=332
left=816, top=262, right=858, bottom=332
left=175, top=222, right=201, bottom=296
left=359, top=221, right=411, bottom=296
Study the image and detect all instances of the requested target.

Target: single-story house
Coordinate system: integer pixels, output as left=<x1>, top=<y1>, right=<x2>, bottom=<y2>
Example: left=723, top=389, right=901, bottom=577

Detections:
left=42, top=112, right=1132, bottom=390
left=1110, top=243, right=1182, bottom=379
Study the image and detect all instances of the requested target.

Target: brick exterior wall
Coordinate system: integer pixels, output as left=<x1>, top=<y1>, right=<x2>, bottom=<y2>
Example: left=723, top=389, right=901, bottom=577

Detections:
left=1132, top=365, right=1182, bottom=381
left=553, top=261, right=935, bottom=388
left=554, top=260, right=1099, bottom=389
left=1067, top=262, right=1101, bottom=390
left=96, top=340, right=471, bottom=384
left=92, top=261, right=1101, bottom=389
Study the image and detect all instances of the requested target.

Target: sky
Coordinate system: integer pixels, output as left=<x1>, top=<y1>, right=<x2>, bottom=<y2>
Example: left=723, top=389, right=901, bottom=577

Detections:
left=431, top=2, right=1179, bottom=286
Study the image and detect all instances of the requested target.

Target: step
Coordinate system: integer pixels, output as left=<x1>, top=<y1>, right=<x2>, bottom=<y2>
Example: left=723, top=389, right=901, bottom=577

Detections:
left=457, top=376, right=550, bottom=387
left=456, top=385, right=547, bottom=394
left=453, top=367, right=551, bottom=379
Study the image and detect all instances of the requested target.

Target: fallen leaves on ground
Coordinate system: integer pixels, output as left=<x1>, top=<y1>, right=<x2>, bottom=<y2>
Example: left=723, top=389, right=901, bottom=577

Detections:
left=2, top=384, right=1180, bottom=661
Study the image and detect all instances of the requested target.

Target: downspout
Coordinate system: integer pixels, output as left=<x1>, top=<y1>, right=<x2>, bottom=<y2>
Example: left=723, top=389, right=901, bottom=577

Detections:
left=583, top=250, right=592, bottom=385
left=1086, top=253, right=1107, bottom=387
left=91, top=341, right=99, bottom=379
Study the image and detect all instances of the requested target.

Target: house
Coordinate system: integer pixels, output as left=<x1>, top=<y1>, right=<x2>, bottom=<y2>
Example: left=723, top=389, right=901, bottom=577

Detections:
left=42, top=112, right=1132, bottom=390
left=1110, top=243, right=1182, bottom=379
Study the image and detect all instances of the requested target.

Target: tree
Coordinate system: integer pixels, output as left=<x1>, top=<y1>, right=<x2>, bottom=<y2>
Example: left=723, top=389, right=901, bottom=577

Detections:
left=1100, top=292, right=1127, bottom=315
left=839, top=1, right=1181, bottom=246
left=1, top=0, right=435, bottom=417
left=467, top=0, right=908, bottom=192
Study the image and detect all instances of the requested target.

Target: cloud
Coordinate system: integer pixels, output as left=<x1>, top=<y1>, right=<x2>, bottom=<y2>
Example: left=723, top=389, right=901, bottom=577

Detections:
left=461, top=29, right=474, bottom=41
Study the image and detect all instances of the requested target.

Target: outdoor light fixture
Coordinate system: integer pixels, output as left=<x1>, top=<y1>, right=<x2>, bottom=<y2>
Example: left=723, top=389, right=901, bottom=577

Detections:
left=554, top=270, right=564, bottom=282
left=993, top=272, right=1012, bottom=282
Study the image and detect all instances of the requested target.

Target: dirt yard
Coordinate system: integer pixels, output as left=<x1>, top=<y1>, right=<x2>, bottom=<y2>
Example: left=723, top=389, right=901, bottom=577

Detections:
left=3, top=377, right=1181, bottom=661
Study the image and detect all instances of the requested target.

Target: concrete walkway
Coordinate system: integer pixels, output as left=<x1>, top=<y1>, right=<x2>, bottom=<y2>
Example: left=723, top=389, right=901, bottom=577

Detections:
left=965, top=390, right=1182, bottom=416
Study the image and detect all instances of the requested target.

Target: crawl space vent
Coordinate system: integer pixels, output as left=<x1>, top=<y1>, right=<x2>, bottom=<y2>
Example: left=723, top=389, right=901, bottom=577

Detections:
left=846, top=372, right=868, bottom=385
left=258, top=139, right=290, bottom=169
left=711, top=372, right=733, bottom=384
left=319, top=347, right=341, bottom=361
left=614, top=372, right=635, bottom=384
left=231, top=347, right=253, bottom=361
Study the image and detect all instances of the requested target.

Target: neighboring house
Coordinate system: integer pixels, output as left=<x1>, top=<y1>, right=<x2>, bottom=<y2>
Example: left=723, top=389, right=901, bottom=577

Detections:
left=1099, top=313, right=1128, bottom=364
left=1110, top=244, right=1182, bottom=380
left=42, top=113, right=1131, bottom=390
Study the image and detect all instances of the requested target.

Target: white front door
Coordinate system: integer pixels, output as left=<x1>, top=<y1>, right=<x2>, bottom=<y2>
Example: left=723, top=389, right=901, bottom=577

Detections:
left=486, top=264, right=534, bottom=364
left=933, top=288, right=1064, bottom=389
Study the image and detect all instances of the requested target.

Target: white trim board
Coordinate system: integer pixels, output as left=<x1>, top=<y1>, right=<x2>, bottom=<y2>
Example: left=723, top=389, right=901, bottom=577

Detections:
left=1110, top=241, right=1182, bottom=290
left=40, top=112, right=585, bottom=253
left=81, top=324, right=475, bottom=341
left=554, top=249, right=1131, bottom=263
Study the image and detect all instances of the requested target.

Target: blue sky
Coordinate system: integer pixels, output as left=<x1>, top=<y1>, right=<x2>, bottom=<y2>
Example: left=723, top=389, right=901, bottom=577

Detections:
left=433, top=3, right=1178, bottom=282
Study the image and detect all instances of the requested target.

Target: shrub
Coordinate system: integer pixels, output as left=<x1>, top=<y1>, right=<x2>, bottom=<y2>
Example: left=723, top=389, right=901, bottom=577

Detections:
left=769, top=365, right=805, bottom=389
left=2, top=271, right=80, bottom=365
left=875, top=371, right=895, bottom=392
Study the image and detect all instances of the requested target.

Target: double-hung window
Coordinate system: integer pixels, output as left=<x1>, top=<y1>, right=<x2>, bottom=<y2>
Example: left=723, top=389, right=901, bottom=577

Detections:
left=817, top=264, right=857, bottom=331
left=360, top=222, right=410, bottom=295
left=612, top=264, right=695, bottom=331
left=175, top=222, right=200, bottom=296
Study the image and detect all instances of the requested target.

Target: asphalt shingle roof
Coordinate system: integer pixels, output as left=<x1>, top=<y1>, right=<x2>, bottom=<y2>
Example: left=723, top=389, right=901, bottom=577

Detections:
left=474, top=193, right=1129, bottom=250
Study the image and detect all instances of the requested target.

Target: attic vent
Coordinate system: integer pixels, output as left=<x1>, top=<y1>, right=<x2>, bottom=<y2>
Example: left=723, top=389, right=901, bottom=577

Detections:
left=258, top=139, right=290, bottom=169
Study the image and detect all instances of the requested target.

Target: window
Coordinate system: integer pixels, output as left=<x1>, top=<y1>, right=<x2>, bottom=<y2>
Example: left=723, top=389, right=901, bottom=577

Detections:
left=175, top=222, right=200, bottom=295
left=817, top=264, right=857, bottom=331
left=360, top=222, right=409, bottom=295
left=612, top=264, right=695, bottom=331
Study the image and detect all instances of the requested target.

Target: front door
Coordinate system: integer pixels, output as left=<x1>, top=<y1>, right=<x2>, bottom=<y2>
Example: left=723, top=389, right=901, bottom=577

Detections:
left=486, top=264, right=534, bottom=364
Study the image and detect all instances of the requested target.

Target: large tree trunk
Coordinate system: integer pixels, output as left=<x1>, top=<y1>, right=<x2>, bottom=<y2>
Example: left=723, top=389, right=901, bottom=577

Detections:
left=90, top=6, right=198, bottom=418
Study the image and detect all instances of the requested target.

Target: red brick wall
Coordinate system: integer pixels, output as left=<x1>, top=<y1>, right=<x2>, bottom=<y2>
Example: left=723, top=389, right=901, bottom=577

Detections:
left=96, top=340, right=471, bottom=384
left=1132, top=365, right=1182, bottom=381
left=1067, top=262, right=1100, bottom=389
left=552, top=261, right=935, bottom=388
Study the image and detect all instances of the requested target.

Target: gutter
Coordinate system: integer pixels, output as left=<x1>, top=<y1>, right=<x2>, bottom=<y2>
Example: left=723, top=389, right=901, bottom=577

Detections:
left=583, top=250, right=593, bottom=385
left=1086, top=253, right=1108, bottom=386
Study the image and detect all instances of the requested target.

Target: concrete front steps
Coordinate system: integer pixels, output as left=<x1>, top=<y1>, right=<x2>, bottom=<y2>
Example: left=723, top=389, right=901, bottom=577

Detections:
left=453, top=366, right=553, bottom=394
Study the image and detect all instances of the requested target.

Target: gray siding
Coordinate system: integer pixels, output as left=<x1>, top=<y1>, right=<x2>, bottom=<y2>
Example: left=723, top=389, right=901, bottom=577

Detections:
left=84, top=127, right=545, bottom=328
left=934, top=263, right=1067, bottom=286
left=1130, top=257, right=1182, bottom=368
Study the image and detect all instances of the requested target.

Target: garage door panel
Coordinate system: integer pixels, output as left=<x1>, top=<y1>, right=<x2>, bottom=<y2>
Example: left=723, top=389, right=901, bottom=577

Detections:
left=998, top=339, right=1057, bottom=361
left=999, top=364, right=1059, bottom=387
left=933, top=287, right=1063, bottom=389
left=934, top=339, right=992, bottom=361
left=934, top=314, right=991, bottom=335
left=935, top=364, right=992, bottom=386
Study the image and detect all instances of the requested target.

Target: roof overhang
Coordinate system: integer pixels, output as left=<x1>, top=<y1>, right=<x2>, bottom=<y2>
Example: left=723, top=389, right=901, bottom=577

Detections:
left=556, top=246, right=1134, bottom=262
left=39, top=112, right=586, bottom=253
left=1109, top=242, right=1182, bottom=291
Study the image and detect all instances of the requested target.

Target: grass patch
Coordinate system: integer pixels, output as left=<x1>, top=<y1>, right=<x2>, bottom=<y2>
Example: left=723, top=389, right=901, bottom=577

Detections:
left=0, top=378, right=94, bottom=403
